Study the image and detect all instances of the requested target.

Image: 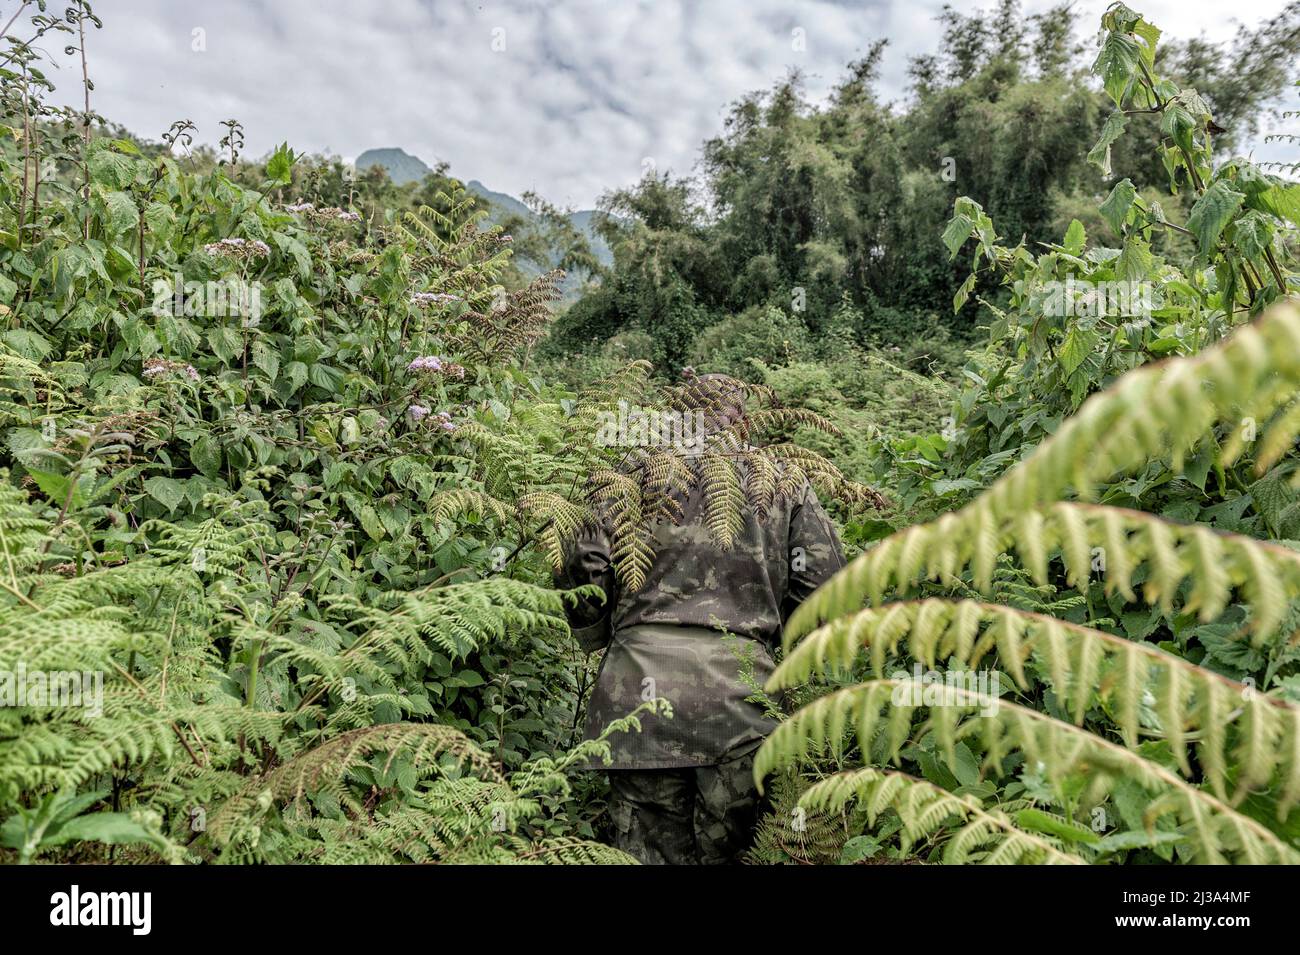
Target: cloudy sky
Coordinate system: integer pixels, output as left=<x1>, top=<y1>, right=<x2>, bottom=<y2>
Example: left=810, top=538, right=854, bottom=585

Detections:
left=28, top=0, right=1297, bottom=208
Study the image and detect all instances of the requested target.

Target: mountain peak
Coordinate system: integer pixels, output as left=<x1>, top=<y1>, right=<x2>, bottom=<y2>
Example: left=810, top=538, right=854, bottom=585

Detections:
left=354, top=147, right=432, bottom=185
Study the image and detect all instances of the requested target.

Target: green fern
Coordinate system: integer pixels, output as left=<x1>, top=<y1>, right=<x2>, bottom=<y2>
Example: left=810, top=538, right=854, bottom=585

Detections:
left=762, top=298, right=1300, bottom=865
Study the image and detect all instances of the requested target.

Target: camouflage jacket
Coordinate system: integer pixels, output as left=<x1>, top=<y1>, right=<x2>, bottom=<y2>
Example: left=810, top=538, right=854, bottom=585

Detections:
left=556, top=457, right=844, bottom=769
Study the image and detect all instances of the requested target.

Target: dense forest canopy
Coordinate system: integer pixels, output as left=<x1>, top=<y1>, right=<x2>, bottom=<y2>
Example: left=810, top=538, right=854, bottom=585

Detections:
left=548, top=0, right=1300, bottom=370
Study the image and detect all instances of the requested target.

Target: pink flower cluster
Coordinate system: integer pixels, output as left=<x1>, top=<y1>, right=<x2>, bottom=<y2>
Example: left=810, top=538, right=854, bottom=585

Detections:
left=406, top=355, right=467, bottom=379
left=406, top=355, right=443, bottom=373
left=142, top=357, right=200, bottom=382
left=407, top=403, right=456, bottom=432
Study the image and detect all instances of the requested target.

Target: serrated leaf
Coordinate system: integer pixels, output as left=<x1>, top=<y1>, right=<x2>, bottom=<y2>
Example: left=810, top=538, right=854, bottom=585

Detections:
left=283, top=360, right=308, bottom=393
left=953, top=272, right=976, bottom=313
left=1088, top=111, right=1128, bottom=177
left=251, top=339, right=279, bottom=381
left=1015, top=808, right=1101, bottom=845
left=144, top=475, right=185, bottom=512
left=942, top=213, right=974, bottom=259
left=88, top=149, right=138, bottom=190
left=1186, top=180, right=1245, bottom=256
left=100, top=191, right=138, bottom=235
left=1099, top=178, right=1137, bottom=236
left=207, top=325, right=243, bottom=363
left=1232, top=210, right=1273, bottom=261
left=27, top=467, right=83, bottom=511
left=1116, top=234, right=1152, bottom=283
left=1059, top=327, right=1099, bottom=377
left=1093, top=32, right=1140, bottom=107
left=144, top=201, right=176, bottom=240
left=359, top=504, right=385, bottom=542
left=190, top=434, right=222, bottom=479
left=45, top=812, right=161, bottom=849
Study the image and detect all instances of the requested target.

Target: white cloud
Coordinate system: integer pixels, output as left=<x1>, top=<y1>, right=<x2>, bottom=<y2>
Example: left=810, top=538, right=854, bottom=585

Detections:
left=36, top=0, right=1295, bottom=208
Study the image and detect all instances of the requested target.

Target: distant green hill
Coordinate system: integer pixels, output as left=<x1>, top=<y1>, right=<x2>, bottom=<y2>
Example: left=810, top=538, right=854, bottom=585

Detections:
left=354, top=147, right=613, bottom=275
left=463, top=179, right=532, bottom=220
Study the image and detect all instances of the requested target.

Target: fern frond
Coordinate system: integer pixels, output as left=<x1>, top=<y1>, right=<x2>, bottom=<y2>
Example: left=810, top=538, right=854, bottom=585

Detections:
left=699, top=454, right=745, bottom=550
left=791, top=298, right=1300, bottom=638
left=800, top=767, right=1086, bottom=864
left=772, top=597, right=1300, bottom=805
left=429, top=487, right=513, bottom=525
left=206, top=723, right=498, bottom=847
left=755, top=681, right=1300, bottom=864
left=790, top=501, right=1300, bottom=646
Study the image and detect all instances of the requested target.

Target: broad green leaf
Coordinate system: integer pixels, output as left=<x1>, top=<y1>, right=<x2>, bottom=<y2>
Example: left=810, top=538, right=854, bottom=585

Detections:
left=191, top=435, right=222, bottom=479
left=100, top=190, right=138, bottom=235
left=144, top=475, right=185, bottom=512
left=2, top=328, right=52, bottom=359
left=953, top=272, right=976, bottom=313
left=1093, top=32, right=1140, bottom=106
left=359, top=504, right=385, bottom=542
left=1099, top=178, right=1137, bottom=235
left=46, top=812, right=161, bottom=848
left=283, top=360, right=308, bottom=393
left=1059, top=327, right=1099, bottom=377
left=942, top=213, right=974, bottom=259
left=144, top=201, right=176, bottom=240
left=265, top=141, right=297, bottom=185
left=207, top=325, right=243, bottom=363
left=1063, top=219, right=1086, bottom=256
left=88, top=149, right=138, bottom=189
left=1186, top=180, right=1245, bottom=256
left=1160, top=90, right=1211, bottom=157
left=27, top=467, right=83, bottom=511
left=251, top=339, right=279, bottom=381
left=273, top=232, right=311, bottom=278
left=1232, top=210, right=1273, bottom=261
left=1132, top=19, right=1161, bottom=67
left=1087, top=111, right=1128, bottom=177
left=1249, top=182, right=1300, bottom=229
left=1116, top=234, right=1152, bottom=283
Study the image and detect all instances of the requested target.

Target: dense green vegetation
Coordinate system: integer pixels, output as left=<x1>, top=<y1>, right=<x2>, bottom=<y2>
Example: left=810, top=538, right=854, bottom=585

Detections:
left=753, top=3, right=1300, bottom=863
left=0, top=0, right=1298, bottom=865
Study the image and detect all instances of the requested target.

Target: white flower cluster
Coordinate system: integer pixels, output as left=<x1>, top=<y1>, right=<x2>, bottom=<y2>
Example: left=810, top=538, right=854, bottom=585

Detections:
left=142, top=356, right=200, bottom=382
left=284, top=203, right=361, bottom=222
left=203, top=237, right=271, bottom=259
left=410, top=292, right=461, bottom=307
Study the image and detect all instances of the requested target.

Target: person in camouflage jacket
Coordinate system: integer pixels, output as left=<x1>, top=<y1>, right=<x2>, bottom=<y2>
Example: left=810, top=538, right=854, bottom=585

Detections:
left=556, top=378, right=845, bottom=864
